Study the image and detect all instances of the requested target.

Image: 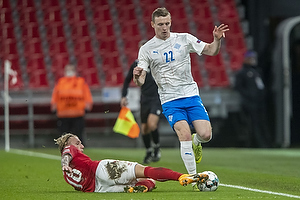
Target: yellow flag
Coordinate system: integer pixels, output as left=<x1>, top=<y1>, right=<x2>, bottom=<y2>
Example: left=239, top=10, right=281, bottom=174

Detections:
left=113, top=107, right=140, bottom=138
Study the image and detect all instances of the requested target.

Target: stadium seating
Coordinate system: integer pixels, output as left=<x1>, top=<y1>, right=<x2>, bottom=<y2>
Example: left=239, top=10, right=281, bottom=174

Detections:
left=114, top=0, right=142, bottom=66
left=213, top=0, right=247, bottom=71
left=0, top=0, right=247, bottom=139
left=0, top=0, right=247, bottom=89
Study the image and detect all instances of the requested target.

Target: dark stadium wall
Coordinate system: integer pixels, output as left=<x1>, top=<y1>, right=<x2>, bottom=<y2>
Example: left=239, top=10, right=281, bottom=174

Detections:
left=241, top=0, right=300, bottom=146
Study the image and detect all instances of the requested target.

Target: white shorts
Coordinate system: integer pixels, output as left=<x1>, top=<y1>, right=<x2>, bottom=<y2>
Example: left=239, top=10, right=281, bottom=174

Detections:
left=94, top=159, right=138, bottom=193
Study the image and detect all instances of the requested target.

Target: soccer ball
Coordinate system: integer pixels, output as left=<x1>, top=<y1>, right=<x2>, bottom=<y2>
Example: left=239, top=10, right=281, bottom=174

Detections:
left=197, top=171, right=219, bottom=192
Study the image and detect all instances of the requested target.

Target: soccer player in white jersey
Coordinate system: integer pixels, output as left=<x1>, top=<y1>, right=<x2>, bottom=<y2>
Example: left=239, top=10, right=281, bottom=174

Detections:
left=133, top=7, right=229, bottom=187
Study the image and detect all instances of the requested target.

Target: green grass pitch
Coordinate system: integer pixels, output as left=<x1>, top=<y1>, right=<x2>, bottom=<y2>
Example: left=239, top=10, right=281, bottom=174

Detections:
left=1, top=147, right=300, bottom=200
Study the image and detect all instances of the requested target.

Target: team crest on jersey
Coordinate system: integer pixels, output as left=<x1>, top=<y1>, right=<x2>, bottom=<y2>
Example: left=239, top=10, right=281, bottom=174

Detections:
left=174, top=43, right=181, bottom=49
left=197, top=39, right=201, bottom=43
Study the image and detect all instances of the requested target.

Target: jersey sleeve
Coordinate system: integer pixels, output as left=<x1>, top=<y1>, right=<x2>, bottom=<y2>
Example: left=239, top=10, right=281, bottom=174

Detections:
left=62, top=145, right=78, bottom=158
left=186, top=33, right=207, bottom=56
left=137, top=46, right=149, bottom=71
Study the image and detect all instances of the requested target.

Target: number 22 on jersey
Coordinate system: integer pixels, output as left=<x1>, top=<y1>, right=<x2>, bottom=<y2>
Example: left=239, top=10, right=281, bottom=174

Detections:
left=164, top=51, right=175, bottom=63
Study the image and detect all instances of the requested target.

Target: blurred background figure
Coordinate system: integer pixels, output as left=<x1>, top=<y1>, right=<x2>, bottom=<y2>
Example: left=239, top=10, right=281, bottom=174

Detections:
left=51, top=64, right=93, bottom=145
left=234, top=51, right=272, bottom=148
left=121, top=40, right=162, bottom=164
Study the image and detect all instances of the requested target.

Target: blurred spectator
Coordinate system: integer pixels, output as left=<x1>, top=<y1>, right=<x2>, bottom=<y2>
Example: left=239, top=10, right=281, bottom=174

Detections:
left=234, top=51, right=272, bottom=148
left=121, top=40, right=162, bottom=164
left=51, top=64, right=93, bottom=144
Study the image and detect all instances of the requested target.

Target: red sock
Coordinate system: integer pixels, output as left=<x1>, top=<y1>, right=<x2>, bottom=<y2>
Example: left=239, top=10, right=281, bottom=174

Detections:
left=144, top=167, right=183, bottom=182
left=135, top=179, right=156, bottom=192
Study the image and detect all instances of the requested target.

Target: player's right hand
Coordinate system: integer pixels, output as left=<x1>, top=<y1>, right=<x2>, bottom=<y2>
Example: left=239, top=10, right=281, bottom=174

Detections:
left=133, top=67, right=143, bottom=77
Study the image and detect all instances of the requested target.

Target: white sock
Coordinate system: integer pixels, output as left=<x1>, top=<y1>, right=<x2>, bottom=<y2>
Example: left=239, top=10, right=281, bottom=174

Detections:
left=180, top=141, right=196, bottom=174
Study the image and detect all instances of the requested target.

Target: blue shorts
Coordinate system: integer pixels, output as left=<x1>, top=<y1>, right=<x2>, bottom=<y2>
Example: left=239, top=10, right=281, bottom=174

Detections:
left=162, top=95, right=210, bottom=129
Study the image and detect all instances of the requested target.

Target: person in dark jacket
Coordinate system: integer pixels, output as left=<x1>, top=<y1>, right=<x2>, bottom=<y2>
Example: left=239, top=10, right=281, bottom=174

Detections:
left=234, top=50, right=272, bottom=148
left=121, top=40, right=162, bottom=164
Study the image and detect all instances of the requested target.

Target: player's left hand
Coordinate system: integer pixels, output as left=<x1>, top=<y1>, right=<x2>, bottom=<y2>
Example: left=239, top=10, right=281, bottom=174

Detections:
left=213, top=24, right=229, bottom=40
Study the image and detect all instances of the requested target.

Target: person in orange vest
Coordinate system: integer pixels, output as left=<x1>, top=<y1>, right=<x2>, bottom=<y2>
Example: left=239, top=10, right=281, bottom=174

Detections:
left=51, top=64, right=93, bottom=144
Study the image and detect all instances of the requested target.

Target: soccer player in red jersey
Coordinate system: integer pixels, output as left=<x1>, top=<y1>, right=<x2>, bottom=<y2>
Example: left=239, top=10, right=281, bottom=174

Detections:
left=54, top=133, right=208, bottom=193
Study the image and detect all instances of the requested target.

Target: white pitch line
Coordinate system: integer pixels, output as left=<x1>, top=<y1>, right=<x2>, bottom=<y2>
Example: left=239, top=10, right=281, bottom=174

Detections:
left=9, top=149, right=61, bottom=160
left=8, top=149, right=300, bottom=199
left=221, top=183, right=300, bottom=199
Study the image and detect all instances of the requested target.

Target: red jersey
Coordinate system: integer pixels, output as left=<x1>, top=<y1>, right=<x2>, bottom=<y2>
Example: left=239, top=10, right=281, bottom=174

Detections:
left=62, top=145, right=100, bottom=192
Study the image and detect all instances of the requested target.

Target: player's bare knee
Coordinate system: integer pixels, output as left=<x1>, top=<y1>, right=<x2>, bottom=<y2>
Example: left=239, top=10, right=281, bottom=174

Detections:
left=200, top=131, right=212, bottom=142
left=203, top=132, right=212, bottom=142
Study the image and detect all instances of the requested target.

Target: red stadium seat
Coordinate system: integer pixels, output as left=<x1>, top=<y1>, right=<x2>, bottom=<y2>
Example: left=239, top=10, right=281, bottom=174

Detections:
left=26, top=56, right=47, bottom=73
left=70, top=22, right=90, bottom=39
left=78, top=68, right=101, bottom=88
left=48, top=38, right=68, bottom=57
left=40, top=0, right=60, bottom=10
left=93, top=5, right=111, bottom=23
left=51, top=54, right=69, bottom=81
left=104, top=68, right=124, bottom=87
left=77, top=53, right=97, bottom=71
left=95, top=21, right=114, bottom=40
left=191, top=54, right=204, bottom=87
left=204, top=54, right=230, bottom=87
left=73, top=37, right=93, bottom=56
left=0, top=0, right=11, bottom=9
left=67, top=6, right=87, bottom=26
left=2, top=39, right=18, bottom=57
left=0, top=8, right=13, bottom=24
left=204, top=54, right=226, bottom=71
left=16, top=0, right=35, bottom=9
left=164, top=1, right=189, bottom=33
left=43, top=8, right=62, bottom=25
left=45, top=22, right=65, bottom=40
left=139, top=0, right=159, bottom=39
left=207, top=68, right=229, bottom=87
left=28, top=69, right=49, bottom=89
left=1, top=24, right=15, bottom=40
left=65, top=0, right=84, bottom=9
left=99, top=39, right=118, bottom=56
left=23, top=39, right=43, bottom=58
left=18, top=8, right=38, bottom=25
left=101, top=53, right=121, bottom=73
left=21, top=23, right=40, bottom=40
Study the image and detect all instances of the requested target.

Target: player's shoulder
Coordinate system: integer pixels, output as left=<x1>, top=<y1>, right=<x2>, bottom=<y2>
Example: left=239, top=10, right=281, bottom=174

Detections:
left=171, top=32, right=195, bottom=43
left=62, top=145, right=77, bottom=155
left=141, top=37, right=155, bottom=49
left=62, top=145, right=72, bottom=155
left=171, top=32, right=191, bottom=38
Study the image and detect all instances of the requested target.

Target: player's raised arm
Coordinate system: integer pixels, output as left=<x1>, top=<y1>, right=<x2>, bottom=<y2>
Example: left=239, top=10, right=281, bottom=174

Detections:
left=133, top=67, right=146, bottom=86
left=202, top=24, right=229, bottom=56
left=61, top=154, right=72, bottom=173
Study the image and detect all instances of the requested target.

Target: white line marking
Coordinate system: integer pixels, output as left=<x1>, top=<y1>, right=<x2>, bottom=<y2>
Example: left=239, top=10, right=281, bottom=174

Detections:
left=8, top=149, right=300, bottom=198
left=221, top=183, right=300, bottom=199
left=9, top=149, right=61, bottom=160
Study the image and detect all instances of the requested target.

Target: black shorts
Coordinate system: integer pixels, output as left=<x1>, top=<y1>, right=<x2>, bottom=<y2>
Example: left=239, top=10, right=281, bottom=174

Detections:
left=140, top=98, right=162, bottom=123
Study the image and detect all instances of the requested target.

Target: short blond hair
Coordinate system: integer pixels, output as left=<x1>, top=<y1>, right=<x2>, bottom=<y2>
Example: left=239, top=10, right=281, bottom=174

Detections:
left=54, top=133, right=77, bottom=153
left=152, top=7, right=171, bottom=23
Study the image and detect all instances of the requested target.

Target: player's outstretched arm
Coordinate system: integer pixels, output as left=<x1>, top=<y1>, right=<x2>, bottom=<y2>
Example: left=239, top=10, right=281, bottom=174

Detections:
left=133, top=67, right=146, bottom=86
left=61, top=154, right=72, bottom=173
left=202, top=24, right=229, bottom=56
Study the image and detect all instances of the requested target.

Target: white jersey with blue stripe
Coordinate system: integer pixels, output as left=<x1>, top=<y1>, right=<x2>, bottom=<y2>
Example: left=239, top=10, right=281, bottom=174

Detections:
left=137, top=32, right=207, bottom=104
